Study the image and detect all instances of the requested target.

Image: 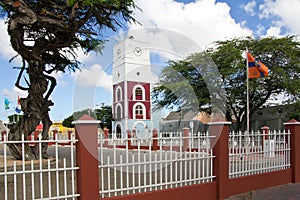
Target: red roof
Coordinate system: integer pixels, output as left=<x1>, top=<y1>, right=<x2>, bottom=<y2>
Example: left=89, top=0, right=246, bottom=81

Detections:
left=36, top=124, right=43, bottom=131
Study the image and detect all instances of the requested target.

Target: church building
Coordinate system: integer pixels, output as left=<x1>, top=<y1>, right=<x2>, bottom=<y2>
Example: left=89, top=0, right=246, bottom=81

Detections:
left=112, top=36, right=152, bottom=138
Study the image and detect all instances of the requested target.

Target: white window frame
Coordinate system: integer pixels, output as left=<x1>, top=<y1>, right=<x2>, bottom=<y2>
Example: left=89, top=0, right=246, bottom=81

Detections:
left=115, top=86, right=122, bottom=102
left=133, top=103, right=146, bottom=119
left=132, top=85, right=145, bottom=101
left=115, top=103, right=123, bottom=119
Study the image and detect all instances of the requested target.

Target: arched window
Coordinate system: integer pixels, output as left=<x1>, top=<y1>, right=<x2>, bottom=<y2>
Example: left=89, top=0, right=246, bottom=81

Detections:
left=135, top=105, right=143, bottom=116
left=133, top=85, right=145, bottom=101
left=117, top=89, right=121, bottom=101
left=135, top=87, right=142, bottom=98
left=115, top=104, right=122, bottom=119
left=133, top=103, right=146, bottom=119
left=115, top=86, right=122, bottom=102
left=116, top=124, right=122, bottom=139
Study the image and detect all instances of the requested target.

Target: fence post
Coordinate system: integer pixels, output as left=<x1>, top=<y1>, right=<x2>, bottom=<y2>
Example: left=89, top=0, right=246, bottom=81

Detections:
left=261, top=126, right=269, bottom=152
left=1, top=131, right=6, bottom=141
left=284, top=119, right=300, bottom=183
left=127, top=130, right=133, bottom=149
left=208, top=120, right=231, bottom=200
left=261, top=125, right=269, bottom=139
left=53, top=129, right=57, bottom=140
left=152, top=129, right=159, bottom=150
left=67, top=130, right=72, bottom=145
left=103, top=128, right=109, bottom=147
left=132, top=129, right=136, bottom=138
left=73, top=114, right=100, bottom=200
left=104, top=128, right=109, bottom=138
left=182, top=127, right=189, bottom=151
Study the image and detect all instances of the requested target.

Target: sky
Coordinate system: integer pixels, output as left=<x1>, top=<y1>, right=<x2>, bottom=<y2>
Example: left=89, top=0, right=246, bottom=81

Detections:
left=0, top=0, right=299, bottom=122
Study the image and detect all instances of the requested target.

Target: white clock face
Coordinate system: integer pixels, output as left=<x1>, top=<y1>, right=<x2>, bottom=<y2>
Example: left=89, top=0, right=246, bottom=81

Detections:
left=134, top=47, right=142, bottom=56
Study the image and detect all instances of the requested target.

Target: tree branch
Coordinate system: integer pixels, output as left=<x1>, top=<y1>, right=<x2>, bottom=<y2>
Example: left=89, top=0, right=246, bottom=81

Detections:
left=8, top=0, right=37, bottom=31
left=15, top=58, right=29, bottom=91
left=250, top=89, right=273, bottom=115
left=43, top=73, right=57, bottom=100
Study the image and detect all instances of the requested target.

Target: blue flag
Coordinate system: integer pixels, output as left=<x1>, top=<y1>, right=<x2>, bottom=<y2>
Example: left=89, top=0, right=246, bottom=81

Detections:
left=4, top=97, right=10, bottom=110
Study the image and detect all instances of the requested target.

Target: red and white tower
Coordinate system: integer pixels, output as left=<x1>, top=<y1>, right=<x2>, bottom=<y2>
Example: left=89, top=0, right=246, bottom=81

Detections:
left=112, top=36, right=152, bottom=138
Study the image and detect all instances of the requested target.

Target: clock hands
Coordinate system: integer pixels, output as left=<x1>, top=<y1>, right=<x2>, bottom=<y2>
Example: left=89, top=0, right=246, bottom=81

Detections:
left=134, top=47, right=142, bottom=56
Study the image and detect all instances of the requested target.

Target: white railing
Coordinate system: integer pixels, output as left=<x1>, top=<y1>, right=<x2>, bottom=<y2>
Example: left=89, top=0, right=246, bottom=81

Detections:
left=159, top=132, right=183, bottom=146
left=0, top=134, right=79, bottom=200
left=158, top=131, right=212, bottom=149
left=1, top=127, right=293, bottom=199
left=55, top=134, right=71, bottom=143
left=130, top=137, right=153, bottom=146
left=229, top=130, right=291, bottom=178
left=190, top=132, right=212, bottom=149
left=98, top=134, right=215, bottom=198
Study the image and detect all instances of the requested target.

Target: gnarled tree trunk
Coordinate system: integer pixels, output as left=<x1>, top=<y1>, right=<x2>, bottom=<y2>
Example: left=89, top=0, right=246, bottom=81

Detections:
left=8, top=60, right=53, bottom=160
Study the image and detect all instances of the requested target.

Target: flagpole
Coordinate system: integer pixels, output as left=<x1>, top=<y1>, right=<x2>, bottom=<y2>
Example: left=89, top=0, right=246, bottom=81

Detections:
left=4, top=96, right=9, bottom=137
left=246, top=49, right=250, bottom=153
left=245, top=51, right=269, bottom=150
left=246, top=49, right=250, bottom=135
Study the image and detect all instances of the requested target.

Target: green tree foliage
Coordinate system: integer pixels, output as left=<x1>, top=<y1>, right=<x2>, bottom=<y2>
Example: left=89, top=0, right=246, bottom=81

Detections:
left=7, top=114, right=23, bottom=123
left=61, top=115, right=73, bottom=128
left=153, top=36, right=300, bottom=130
left=286, top=102, right=300, bottom=121
left=0, top=0, right=137, bottom=159
left=152, top=51, right=226, bottom=116
left=62, top=109, right=95, bottom=128
left=62, top=104, right=112, bottom=130
left=95, top=104, right=113, bottom=130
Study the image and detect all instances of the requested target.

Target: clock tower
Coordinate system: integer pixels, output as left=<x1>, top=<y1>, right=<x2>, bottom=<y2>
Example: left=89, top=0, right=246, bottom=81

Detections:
left=112, top=36, right=152, bottom=138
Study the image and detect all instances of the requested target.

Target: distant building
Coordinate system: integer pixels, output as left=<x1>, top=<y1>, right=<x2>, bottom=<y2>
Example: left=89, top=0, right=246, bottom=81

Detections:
left=0, top=120, right=7, bottom=134
left=160, top=111, right=210, bottom=135
left=161, top=104, right=295, bottom=133
left=250, top=104, right=296, bottom=131
left=49, top=120, right=74, bottom=133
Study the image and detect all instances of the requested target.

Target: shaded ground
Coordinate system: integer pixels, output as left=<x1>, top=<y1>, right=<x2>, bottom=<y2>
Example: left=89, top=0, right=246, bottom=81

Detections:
left=226, top=182, right=300, bottom=200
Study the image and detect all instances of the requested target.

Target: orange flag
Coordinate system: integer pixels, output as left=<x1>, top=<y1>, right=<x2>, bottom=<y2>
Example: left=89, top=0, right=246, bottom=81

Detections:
left=247, top=52, right=268, bottom=78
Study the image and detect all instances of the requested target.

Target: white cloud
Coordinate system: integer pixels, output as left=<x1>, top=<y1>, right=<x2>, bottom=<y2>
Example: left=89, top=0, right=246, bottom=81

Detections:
left=258, top=0, right=272, bottom=19
left=2, top=87, right=28, bottom=104
left=256, top=24, right=266, bottom=35
left=130, top=0, right=252, bottom=49
left=259, top=0, right=300, bottom=34
left=52, top=71, right=70, bottom=87
left=72, top=64, right=112, bottom=92
left=265, top=26, right=281, bottom=37
left=242, top=1, right=256, bottom=16
left=0, top=20, right=18, bottom=60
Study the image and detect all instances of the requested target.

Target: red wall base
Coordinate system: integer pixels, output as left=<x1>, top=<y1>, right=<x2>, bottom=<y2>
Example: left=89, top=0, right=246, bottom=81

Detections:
left=107, top=182, right=216, bottom=200
left=228, top=169, right=292, bottom=197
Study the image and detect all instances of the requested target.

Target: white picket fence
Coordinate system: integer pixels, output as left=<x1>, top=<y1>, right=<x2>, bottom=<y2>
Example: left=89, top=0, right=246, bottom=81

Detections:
left=98, top=133, right=215, bottom=198
left=159, top=131, right=211, bottom=149
left=229, top=130, right=291, bottom=178
left=0, top=128, right=292, bottom=199
left=98, top=129, right=291, bottom=198
left=0, top=134, right=79, bottom=200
